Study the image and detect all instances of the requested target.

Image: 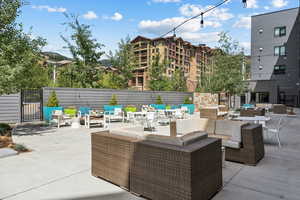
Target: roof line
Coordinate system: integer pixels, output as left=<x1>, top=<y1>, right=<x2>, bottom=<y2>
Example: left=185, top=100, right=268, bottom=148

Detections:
left=252, top=7, right=299, bottom=18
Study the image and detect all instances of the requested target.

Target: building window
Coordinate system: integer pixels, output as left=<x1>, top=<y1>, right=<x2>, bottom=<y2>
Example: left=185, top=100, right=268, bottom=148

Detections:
left=274, top=46, right=286, bottom=56
left=274, top=65, right=286, bottom=74
left=274, top=26, right=286, bottom=37
left=251, top=92, right=269, bottom=103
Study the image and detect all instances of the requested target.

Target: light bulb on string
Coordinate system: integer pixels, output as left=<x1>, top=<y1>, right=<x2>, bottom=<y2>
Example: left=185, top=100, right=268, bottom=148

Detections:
left=242, top=0, right=247, bottom=8
left=200, top=13, right=204, bottom=28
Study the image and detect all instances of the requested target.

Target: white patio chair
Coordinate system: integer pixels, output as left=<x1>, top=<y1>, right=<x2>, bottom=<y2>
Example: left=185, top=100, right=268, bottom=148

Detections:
left=106, top=108, right=124, bottom=123
left=264, top=116, right=284, bottom=148
left=181, top=106, right=189, bottom=118
left=174, top=109, right=184, bottom=119
left=51, top=110, right=72, bottom=128
left=143, top=112, right=158, bottom=132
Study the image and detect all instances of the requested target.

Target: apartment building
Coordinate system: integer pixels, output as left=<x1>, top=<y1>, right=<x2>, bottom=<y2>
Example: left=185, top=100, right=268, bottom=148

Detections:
left=249, top=8, right=300, bottom=106
left=129, top=36, right=213, bottom=92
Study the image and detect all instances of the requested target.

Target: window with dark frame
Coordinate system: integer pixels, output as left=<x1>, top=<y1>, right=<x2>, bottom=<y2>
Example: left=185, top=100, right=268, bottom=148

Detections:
left=274, top=65, right=286, bottom=74
left=274, top=46, right=286, bottom=56
left=274, top=26, right=286, bottom=37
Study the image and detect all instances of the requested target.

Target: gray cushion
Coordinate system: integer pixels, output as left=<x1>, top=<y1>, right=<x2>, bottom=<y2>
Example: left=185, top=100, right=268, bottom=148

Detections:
left=215, top=120, right=248, bottom=142
left=110, top=129, right=148, bottom=140
left=145, top=131, right=208, bottom=146
left=176, top=119, right=207, bottom=135
left=223, top=140, right=240, bottom=149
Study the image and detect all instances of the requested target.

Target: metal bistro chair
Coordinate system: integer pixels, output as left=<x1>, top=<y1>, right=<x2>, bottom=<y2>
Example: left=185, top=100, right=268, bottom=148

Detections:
left=143, top=112, right=158, bottom=132
left=264, top=116, right=284, bottom=148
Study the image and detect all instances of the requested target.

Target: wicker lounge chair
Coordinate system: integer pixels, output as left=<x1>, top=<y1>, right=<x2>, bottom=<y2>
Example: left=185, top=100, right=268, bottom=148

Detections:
left=186, top=118, right=265, bottom=165
left=240, top=108, right=265, bottom=117
left=272, top=104, right=287, bottom=114
left=130, top=135, right=222, bottom=200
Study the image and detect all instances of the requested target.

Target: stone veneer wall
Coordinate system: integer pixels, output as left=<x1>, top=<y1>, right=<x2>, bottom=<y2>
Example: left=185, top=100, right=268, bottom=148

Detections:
left=193, top=93, right=219, bottom=112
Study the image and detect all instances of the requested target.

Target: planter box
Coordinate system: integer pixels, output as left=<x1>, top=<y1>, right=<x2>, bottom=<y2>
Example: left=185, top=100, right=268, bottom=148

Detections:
left=43, top=107, right=63, bottom=121
left=150, top=104, right=166, bottom=110
left=180, top=104, right=195, bottom=114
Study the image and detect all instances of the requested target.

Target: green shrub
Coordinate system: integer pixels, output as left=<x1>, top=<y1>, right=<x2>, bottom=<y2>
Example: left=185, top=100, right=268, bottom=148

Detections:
left=183, top=96, right=192, bottom=104
left=109, top=94, right=118, bottom=105
left=13, top=144, right=29, bottom=152
left=125, top=106, right=137, bottom=112
left=166, top=105, right=171, bottom=110
left=156, top=95, right=163, bottom=104
left=0, top=123, right=12, bottom=136
left=46, top=91, right=59, bottom=107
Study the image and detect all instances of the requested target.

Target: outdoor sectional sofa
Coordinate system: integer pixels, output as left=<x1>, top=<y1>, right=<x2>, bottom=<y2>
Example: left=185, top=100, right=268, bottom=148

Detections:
left=176, top=118, right=265, bottom=165
left=240, top=108, right=265, bottom=117
left=91, top=129, right=222, bottom=200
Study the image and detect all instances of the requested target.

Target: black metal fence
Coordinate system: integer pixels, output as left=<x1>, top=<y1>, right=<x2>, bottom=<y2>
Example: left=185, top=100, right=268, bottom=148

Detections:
left=20, top=89, right=43, bottom=122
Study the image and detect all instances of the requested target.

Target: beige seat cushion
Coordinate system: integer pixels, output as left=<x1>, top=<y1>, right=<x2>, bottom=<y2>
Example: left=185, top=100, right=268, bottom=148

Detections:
left=110, top=128, right=148, bottom=140
left=145, top=131, right=208, bottom=146
left=209, top=134, right=231, bottom=140
left=215, top=120, right=248, bottom=143
left=176, top=118, right=209, bottom=135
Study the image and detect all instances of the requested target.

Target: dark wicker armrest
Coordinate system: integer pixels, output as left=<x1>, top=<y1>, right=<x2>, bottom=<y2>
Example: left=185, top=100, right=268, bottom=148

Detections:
left=91, top=131, right=139, bottom=189
left=130, top=138, right=222, bottom=200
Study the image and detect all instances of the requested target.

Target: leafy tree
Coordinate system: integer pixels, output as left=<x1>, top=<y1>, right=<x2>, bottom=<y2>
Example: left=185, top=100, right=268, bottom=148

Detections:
left=98, top=72, right=122, bottom=89
left=60, top=14, right=105, bottom=88
left=46, top=91, right=59, bottom=107
left=148, top=55, right=171, bottom=91
left=0, top=0, right=50, bottom=95
left=156, top=95, right=163, bottom=104
left=109, top=94, right=118, bottom=105
left=198, top=32, right=247, bottom=96
left=107, top=36, right=137, bottom=89
left=170, top=68, right=187, bottom=92
left=183, top=96, right=192, bottom=104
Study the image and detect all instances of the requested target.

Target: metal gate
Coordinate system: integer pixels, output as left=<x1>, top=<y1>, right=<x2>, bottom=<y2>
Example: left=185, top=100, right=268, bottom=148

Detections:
left=21, top=89, right=43, bottom=122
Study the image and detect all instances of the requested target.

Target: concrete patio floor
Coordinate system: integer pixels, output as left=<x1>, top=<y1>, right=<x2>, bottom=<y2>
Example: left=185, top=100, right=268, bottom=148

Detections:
left=1, top=111, right=300, bottom=200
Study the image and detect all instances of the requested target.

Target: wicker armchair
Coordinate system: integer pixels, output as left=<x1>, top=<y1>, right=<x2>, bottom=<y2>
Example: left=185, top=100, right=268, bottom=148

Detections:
left=130, top=137, right=222, bottom=200
left=225, top=124, right=265, bottom=165
left=272, top=104, right=287, bottom=114
left=91, top=131, right=139, bottom=189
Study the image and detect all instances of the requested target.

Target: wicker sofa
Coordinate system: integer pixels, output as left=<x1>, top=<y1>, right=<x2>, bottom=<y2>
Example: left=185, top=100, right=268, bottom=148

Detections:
left=177, top=118, right=265, bottom=165
left=200, top=107, right=228, bottom=120
left=272, top=104, right=287, bottom=114
left=91, top=128, right=222, bottom=199
left=130, top=135, right=222, bottom=200
left=240, top=108, right=265, bottom=117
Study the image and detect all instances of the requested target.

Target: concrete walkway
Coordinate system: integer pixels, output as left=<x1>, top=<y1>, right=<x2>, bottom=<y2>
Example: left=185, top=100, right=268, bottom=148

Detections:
left=1, top=112, right=300, bottom=200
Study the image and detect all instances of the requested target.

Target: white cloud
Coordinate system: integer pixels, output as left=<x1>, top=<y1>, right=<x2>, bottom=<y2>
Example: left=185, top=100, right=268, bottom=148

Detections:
left=271, top=0, right=288, bottom=8
left=181, top=32, right=220, bottom=43
left=240, top=42, right=251, bottom=54
left=103, top=12, right=123, bottom=21
left=246, top=0, right=258, bottom=9
left=179, top=4, right=234, bottom=21
left=139, top=17, right=222, bottom=36
left=111, top=12, right=123, bottom=21
left=152, top=0, right=181, bottom=3
left=233, top=16, right=251, bottom=29
left=264, top=6, right=270, bottom=10
left=32, top=5, right=66, bottom=13
left=83, top=11, right=98, bottom=20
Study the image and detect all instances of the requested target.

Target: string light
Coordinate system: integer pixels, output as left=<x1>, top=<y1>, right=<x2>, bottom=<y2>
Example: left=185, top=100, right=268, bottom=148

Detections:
left=242, top=0, right=247, bottom=8
left=161, top=0, right=247, bottom=38
left=200, top=13, right=204, bottom=28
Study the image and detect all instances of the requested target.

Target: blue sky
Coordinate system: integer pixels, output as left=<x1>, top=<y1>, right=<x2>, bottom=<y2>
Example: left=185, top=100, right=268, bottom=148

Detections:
left=20, top=0, right=299, bottom=57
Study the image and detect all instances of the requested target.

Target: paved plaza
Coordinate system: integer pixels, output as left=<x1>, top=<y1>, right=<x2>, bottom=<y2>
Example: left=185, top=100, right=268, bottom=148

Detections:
left=1, top=111, right=300, bottom=200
